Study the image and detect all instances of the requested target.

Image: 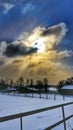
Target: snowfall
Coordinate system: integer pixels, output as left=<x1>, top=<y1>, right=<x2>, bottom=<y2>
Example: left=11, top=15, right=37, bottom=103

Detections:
left=0, top=93, right=73, bottom=130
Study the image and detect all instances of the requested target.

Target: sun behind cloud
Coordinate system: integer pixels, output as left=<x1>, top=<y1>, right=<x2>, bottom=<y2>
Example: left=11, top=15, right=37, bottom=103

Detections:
left=0, top=22, right=73, bottom=84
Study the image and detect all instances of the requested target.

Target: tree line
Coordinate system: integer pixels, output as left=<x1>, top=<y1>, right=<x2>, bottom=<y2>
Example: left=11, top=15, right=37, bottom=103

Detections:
left=57, top=77, right=73, bottom=89
left=0, top=77, right=49, bottom=93
left=0, top=76, right=73, bottom=93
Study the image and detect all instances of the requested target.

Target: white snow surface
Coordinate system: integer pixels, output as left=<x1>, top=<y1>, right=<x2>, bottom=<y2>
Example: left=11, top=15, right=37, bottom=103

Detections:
left=0, top=93, right=73, bottom=130
left=61, top=85, right=73, bottom=90
left=49, top=87, right=57, bottom=92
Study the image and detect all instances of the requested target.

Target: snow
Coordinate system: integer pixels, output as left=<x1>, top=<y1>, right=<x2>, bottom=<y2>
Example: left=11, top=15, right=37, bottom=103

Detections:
left=6, top=87, right=16, bottom=91
left=61, top=85, right=73, bottom=90
left=0, top=93, right=73, bottom=130
left=49, top=87, right=57, bottom=92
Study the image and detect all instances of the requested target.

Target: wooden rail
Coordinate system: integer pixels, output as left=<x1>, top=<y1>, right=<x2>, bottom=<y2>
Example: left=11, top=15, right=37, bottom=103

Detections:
left=0, top=102, right=73, bottom=130
left=0, top=92, right=67, bottom=101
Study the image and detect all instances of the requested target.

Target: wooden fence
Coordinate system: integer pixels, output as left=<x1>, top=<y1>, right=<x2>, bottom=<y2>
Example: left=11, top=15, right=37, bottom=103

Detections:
left=1, top=92, right=66, bottom=101
left=0, top=102, right=73, bottom=130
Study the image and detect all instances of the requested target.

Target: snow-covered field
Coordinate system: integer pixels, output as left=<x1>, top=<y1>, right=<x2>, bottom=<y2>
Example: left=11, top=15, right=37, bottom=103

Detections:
left=0, top=93, right=73, bottom=130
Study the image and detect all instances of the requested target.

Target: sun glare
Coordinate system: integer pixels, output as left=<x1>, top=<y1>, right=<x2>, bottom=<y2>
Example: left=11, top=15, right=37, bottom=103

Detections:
left=31, top=38, right=46, bottom=53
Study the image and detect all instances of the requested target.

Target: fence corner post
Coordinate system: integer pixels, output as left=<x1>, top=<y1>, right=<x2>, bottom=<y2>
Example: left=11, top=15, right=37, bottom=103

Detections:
left=62, top=106, right=66, bottom=130
left=20, top=113, right=23, bottom=130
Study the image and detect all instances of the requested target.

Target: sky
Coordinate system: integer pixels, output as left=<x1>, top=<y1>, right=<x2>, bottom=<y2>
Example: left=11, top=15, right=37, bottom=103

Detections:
left=0, top=0, right=73, bottom=84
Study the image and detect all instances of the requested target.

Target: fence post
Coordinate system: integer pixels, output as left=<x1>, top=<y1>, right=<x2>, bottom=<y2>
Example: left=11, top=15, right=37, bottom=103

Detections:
left=20, top=114, right=23, bottom=130
left=54, top=93, right=56, bottom=100
left=39, top=92, right=41, bottom=98
left=32, top=89, right=33, bottom=98
left=63, top=95, right=65, bottom=101
left=62, top=106, right=66, bottom=130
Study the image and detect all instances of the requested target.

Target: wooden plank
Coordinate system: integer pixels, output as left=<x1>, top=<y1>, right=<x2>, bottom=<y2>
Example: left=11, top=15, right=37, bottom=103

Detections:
left=0, top=102, right=73, bottom=122
left=20, top=116, right=23, bottom=130
left=45, top=114, right=73, bottom=130
left=62, top=106, right=66, bottom=130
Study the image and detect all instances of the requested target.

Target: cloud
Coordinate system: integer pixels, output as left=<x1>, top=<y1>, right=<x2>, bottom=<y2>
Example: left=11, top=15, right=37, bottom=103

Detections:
left=0, top=60, right=5, bottom=65
left=0, top=2, right=35, bottom=15
left=0, top=3, right=14, bottom=14
left=21, top=3, right=35, bottom=14
left=2, top=22, right=70, bottom=58
left=0, top=22, right=73, bottom=84
left=41, top=23, right=67, bottom=41
left=12, top=59, right=24, bottom=64
left=46, top=50, right=73, bottom=61
left=0, top=41, right=7, bottom=56
left=22, top=22, right=68, bottom=51
left=41, top=22, right=68, bottom=49
left=4, top=43, right=37, bottom=57
left=0, top=54, right=72, bottom=84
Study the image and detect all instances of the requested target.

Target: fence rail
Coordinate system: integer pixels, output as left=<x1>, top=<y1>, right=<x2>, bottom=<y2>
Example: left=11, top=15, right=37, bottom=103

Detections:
left=0, top=92, right=67, bottom=101
left=45, top=114, right=73, bottom=130
left=0, top=102, right=73, bottom=130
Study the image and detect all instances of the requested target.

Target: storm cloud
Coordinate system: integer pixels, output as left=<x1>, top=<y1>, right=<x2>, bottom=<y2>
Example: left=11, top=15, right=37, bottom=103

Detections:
left=0, top=22, right=73, bottom=84
left=42, top=23, right=67, bottom=37
left=0, top=0, right=73, bottom=84
left=2, top=22, right=69, bottom=57
left=4, top=43, right=37, bottom=57
left=41, top=23, right=68, bottom=46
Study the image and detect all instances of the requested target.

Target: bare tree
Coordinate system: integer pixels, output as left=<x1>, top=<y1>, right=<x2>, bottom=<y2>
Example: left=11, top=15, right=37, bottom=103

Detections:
left=36, top=80, right=43, bottom=98
left=43, top=78, right=48, bottom=92
left=26, top=78, right=30, bottom=87
left=30, top=79, right=34, bottom=97
left=43, top=78, right=48, bottom=99
left=18, top=77, right=24, bottom=87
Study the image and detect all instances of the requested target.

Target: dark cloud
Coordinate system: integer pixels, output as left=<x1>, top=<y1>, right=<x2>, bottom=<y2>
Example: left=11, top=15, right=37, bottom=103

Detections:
left=41, top=26, right=62, bottom=36
left=4, top=43, right=38, bottom=57
left=4, top=43, right=26, bottom=57
left=25, top=47, right=38, bottom=55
